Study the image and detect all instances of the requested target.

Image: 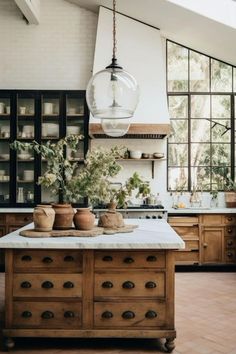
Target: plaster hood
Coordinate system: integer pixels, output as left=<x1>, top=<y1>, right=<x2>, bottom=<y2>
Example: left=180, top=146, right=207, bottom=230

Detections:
left=89, top=7, right=171, bottom=139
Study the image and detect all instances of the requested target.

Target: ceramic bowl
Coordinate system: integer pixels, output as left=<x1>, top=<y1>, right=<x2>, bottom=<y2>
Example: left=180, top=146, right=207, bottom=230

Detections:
left=153, top=152, right=164, bottom=159
left=18, top=153, right=31, bottom=160
left=129, top=150, right=142, bottom=159
left=0, top=154, right=9, bottom=160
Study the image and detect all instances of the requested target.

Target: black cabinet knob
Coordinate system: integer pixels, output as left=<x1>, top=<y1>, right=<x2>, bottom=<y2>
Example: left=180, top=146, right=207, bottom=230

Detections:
left=227, top=228, right=233, bottom=234
left=145, top=281, right=157, bottom=289
left=227, top=252, right=233, bottom=257
left=122, top=311, right=135, bottom=319
left=102, top=255, right=113, bottom=262
left=63, top=281, right=74, bottom=289
left=102, top=281, right=113, bottom=288
left=227, top=240, right=233, bottom=246
left=227, top=217, right=233, bottom=221
left=122, top=281, right=135, bottom=289
left=123, top=257, right=134, bottom=264
left=41, top=311, right=54, bottom=319
left=21, top=281, right=31, bottom=289
left=64, top=255, right=75, bottom=262
left=21, top=255, right=32, bottom=261
left=146, top=255, right=157, bottom=262
left=64, top=311, right=75, bottom=318
left=102, top=311, right=113, bottom=319
left=42, top=281, right=54, bottom=289
left=22, top=311, right=32, bottom=318
left=145, top=310, right=157, bottom=319
left=42, top=257, right=53, bottom=264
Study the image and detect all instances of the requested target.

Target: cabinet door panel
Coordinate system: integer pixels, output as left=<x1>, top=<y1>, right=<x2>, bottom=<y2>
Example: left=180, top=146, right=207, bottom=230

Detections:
left=202, top=228, right=224, bottom=263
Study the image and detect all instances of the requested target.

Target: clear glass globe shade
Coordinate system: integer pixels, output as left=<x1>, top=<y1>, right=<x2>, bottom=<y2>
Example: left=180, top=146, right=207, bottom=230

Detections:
left=101, top=118, right=130, bottom=137
left=86, top=67, right=139, bottom=119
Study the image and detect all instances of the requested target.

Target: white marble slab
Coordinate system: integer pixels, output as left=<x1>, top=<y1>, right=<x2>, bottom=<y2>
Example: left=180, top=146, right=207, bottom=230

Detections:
left=168, top=208, right=236, bottom=214
left=0, top=219, right=185, bottom=250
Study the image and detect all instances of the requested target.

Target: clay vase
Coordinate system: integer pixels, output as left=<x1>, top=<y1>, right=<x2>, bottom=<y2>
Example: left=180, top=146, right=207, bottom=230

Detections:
left=73, top=208, right=95, bottom=230
left=33, top=204, right=55, bottom=232
left=52, top=203, right=75, bottom=230
left=98, top=206, right=124, bottom=229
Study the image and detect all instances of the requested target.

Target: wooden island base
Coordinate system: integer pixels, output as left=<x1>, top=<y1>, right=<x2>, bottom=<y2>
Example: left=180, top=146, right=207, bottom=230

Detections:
left=3, top=248, right=176, bottom=352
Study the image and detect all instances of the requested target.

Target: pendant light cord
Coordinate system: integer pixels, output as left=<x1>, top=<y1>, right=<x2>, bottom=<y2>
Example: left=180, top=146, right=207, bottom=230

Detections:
left=112, top=0, right=117, bottom=60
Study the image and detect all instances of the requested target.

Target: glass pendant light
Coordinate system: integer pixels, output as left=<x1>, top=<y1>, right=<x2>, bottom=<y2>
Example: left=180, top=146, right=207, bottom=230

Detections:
left=86, top=0, right=139, bottom=136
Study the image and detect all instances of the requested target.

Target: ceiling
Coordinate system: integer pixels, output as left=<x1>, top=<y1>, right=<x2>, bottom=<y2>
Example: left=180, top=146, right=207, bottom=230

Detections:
left=66, top=0, right=236, bottom=66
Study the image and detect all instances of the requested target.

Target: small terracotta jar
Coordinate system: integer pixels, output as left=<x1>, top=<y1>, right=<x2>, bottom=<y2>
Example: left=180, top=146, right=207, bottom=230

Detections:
left=52, top=203, right=75, bottom=230
left=73, top=208, right=95, bottom=230
left=33, top=204, right=55, bottom=232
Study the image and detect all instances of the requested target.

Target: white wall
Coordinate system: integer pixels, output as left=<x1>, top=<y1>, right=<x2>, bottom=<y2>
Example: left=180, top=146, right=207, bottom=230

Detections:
left=0, top=0, right=97, bottom=89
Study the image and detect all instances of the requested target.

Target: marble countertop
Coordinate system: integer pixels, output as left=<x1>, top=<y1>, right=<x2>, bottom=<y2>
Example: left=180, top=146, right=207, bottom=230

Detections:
left=0, top=219, right=185, bottom=250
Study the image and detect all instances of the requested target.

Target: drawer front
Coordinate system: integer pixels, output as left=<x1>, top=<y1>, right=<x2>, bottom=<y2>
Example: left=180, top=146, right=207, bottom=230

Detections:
left=168, top=216, right=198, bottom=224
left=175, top=251, right=199, bottom=263
left=225, top=237, right=236, bottom=249
left=171, top=226, right=199, bottom=239
left=201, top=215, right=223, bottom=225
left=183, top=240, right=199, bottom=251
left=14, top=250, right=82, bottom=271
left=13, top=274, right=82, bottom=297
left=224, top=226, right=236, bottom=237
left=94, top=301, right=166, bottom=328
left=224, top=215, right=236, bottom=225
left=94, top=251, right=165, bottom=269
left=0, top=214, right=6, bottom=224
left=7, top=213, right=33, bottom=225
left=225, top=250, right=236, bottom=263
left=13, top=301, right=81, bottom=328
left=94, top=272, right=165, bottom=298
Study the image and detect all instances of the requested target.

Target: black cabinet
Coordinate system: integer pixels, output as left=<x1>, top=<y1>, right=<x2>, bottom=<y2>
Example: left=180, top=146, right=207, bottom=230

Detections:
left=0, top=90, right=89, bottom=207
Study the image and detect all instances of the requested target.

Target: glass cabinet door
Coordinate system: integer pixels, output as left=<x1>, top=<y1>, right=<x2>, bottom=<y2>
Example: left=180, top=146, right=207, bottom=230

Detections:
left=17, top=92, right=35, bottom=140
left=16, top=147, right=35, bottom=204
left=41, top=92, right=60, bottom=140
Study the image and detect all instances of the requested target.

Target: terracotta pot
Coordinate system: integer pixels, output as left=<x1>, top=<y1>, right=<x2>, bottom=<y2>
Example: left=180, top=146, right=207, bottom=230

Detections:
left=225, top=192, right=236, bottom=208
left=33, top=204, right=55, bottom=232
left=52, top=203, right=75, bottom=230
left=73, top=208, right=95, bottom=230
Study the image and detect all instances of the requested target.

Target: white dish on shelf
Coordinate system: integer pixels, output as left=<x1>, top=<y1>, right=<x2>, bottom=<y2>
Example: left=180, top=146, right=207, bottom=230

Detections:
left=0, top=154, right=9, bottom=160
left=67, top=126, right=80, bottom=135
left=18, top=154, right=32, bottom=160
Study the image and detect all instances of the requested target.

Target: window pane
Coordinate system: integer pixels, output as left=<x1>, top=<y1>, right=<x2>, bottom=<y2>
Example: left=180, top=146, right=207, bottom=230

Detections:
left=169, top=120, right=188, bottom=143
left=191, top=167, right=210, bottom=190
left=191, top=95, right=210, bottom=118
left=191, top=119, right=210, bottom=142
left=168, top=96, right=188, bottom=118
left=167, top=42, right=188, bottom=92
left=212, top=167, right=230, bottom=190
left=191, top=143, right=210, bottom=166
left=168, top=144, right=188, bottom=166
left=190, top=51, right=209, bottom=92
left=212, top=144, right=230, bottom=166
left=211, top=59, right=232, bottom=92
left=212, top=95, right=230, bottom=118
left=212, top=120, right=231, bottom=143
left=168, top=167, right=188, bottom=190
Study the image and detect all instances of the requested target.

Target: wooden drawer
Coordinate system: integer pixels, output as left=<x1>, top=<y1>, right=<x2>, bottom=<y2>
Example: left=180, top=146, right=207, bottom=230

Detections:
left=225, top=250, right=236, bottom=263
left=13, top=301, right=82, bottom=328
left=14, top=250, right=82, bottom=272
left=94, top=301, right=166, bottom=328
left=168, top=216, right=198, bottom=224
left=224, top=215, right=236, bottom=225
left=0, top=214, right=6, bottom=224
left=224, top=226, right=236, bottom=237
left=94, top=251, right=165, bottom=269
left=6, top=213, right=33, bottom=225
left=171, top=225, right=199, bottom=239
left=201, top=215, right=223, bottom=225
left=13, top=274, right=82, bottom=297
left=175, top=251, right=199, bottom=264
left=225, top=237, right=236, bottom=249
left=94, top=271, right=165, bottom=298
left=182, top=240, right=199, bottom=251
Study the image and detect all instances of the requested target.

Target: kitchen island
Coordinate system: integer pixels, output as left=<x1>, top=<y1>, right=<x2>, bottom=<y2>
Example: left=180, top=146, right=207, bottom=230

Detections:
left=0, top=219, right=184, bottom=352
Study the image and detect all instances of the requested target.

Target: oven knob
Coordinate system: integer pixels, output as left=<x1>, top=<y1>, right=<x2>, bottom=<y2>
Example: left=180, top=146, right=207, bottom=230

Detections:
left=146, top=215, right=151, bottom=219
left=152, top=216, right=157, bottom=219
left=158, top=215, right=163, bottom=219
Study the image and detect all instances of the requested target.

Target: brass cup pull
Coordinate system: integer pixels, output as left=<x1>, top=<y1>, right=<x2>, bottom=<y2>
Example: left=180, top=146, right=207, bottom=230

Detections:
left=42, top=257, right=53, bottom=264
left=145, top=310, right=157, bottom=319
left=21, top=255, right=32, bottom=261
left=123, top=257, right=134, bottom=264
left=42, top=281, right=54, bottom=289
left=227, top=252, right=233, bottom=257
left=227, top=217, right=233, bottom=221
left=203, top=243, right=208, bottom=248
left=21, top=281, right=32, bottom=289
left=227, top=228, right=233, bottom=234
left=64, top=255, right=75, bottom=262
left=122, top=281, right=135, bottom=289
left=122, top=311, right=135, bottom=319
left=102, top=255, right=113, bottom=262
left=102, top=311, right=113, bottom=319
left=22, top=311, right=32, bottom=318
left=146, top=255, right=157, bottom=262
left=64, top=311, right=75, bottom=318
left=102, top=281, right=113, bottom=288
left=41, top=311, right=54, bottom=319
left=63, top=281, right=74, bottom=289
left=145, top=281, right=157, bottom=289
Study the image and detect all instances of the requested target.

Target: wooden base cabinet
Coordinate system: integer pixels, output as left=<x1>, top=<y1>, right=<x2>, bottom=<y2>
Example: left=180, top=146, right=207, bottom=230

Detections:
left=3, top=249, right=176, bottom=352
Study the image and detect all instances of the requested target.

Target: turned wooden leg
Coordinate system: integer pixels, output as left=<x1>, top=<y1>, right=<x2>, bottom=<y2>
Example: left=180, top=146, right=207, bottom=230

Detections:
left=165, top=337, right=175, bottom=353
left=3, top=337, right=15, bottom=351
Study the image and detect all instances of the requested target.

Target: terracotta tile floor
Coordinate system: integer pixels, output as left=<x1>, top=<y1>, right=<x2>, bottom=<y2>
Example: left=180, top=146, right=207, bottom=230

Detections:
left=0, top=272, right=236, bottom=354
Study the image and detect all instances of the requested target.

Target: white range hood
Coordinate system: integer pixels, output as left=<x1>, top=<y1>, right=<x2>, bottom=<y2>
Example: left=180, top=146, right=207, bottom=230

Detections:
left=89, top=7, right=171, bottom=139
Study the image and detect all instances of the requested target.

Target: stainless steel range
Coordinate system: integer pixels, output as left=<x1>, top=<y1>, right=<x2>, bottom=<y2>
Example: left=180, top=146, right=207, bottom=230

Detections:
left=93, top=205, right=168, bottom=220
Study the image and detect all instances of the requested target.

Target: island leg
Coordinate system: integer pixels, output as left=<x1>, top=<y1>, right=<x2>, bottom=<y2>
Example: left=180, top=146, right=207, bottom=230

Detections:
left=165, top=337, right=175, bottom=353
left=3, top=337, right=15, bottom=351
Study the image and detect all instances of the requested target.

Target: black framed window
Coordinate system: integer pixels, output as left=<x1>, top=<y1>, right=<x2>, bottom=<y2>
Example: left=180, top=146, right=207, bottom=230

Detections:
left=167, top=40, right=235, bottom=191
